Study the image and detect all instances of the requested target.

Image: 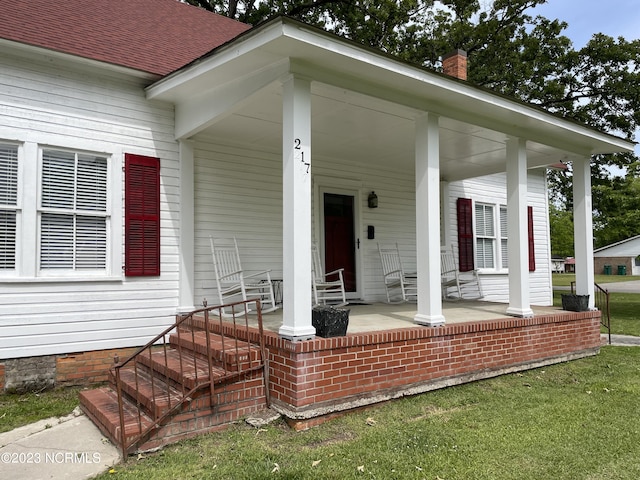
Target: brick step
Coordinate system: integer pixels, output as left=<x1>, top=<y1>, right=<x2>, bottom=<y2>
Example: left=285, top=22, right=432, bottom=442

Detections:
left=112, top=367, right=185, bottom=419
left=79, top=387, right=153, bottom=447
left=136, top=348, right=231, bottom=391
left=170, top=330, right=261, bottom=371
left=184, top=316, right=264, bottom=347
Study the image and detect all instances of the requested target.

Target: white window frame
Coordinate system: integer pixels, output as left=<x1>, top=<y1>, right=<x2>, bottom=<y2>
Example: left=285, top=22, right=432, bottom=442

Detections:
left=37, top=147, right=112, bottom=277
left=0, top=142, right=21, bottom=277
left=474, top=201, right=508, bottom=273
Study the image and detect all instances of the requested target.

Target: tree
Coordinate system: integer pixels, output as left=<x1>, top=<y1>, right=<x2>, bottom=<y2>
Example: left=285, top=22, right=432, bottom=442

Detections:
left=549, top=204, right=574, bottom=257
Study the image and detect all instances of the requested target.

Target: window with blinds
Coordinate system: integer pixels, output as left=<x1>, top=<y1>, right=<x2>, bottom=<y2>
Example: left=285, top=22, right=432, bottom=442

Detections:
left=0, top=144, right=18, bottom=270
left=458, top=197, right=535, bottom=272
left=475, top=203, right=495, bottom=269
left=39, top=149, right=108, bottom=270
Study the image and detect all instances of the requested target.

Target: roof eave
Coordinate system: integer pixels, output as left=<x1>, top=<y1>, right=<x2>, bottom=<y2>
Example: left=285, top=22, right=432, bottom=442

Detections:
left=147, top=16, right=635, bottom=156
left=0, top=38, right=160, bottom=81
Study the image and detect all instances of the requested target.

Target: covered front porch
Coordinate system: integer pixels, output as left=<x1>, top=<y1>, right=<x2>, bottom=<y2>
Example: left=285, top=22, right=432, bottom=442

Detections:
left=146, top=16, right=634, bottom=341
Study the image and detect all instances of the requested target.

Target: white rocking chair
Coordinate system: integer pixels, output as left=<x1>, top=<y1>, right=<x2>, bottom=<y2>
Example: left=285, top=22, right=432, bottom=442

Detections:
left=441, top=248, right=483, bottom=300
left=312, top=244, right=347, bottom=306
left=377, top=243, right=417, bottom=303
left=209, top=237, right=278, bottom=314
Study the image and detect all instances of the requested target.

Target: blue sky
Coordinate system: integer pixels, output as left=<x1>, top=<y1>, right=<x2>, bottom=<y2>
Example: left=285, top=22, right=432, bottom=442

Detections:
left=530, top=0, right=640, bottom=47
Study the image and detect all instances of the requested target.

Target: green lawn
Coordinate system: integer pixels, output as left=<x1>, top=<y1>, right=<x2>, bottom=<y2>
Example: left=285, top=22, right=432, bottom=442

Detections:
left=0, top=386, right=83, bottom=433
left=552, top=273, right=640, bottom=287
left=96, top=347, right=640, bottom=480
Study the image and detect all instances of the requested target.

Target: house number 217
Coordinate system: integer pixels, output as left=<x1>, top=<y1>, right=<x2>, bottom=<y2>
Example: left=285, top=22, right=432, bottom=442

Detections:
left=294, top=138, right=310, bottom=174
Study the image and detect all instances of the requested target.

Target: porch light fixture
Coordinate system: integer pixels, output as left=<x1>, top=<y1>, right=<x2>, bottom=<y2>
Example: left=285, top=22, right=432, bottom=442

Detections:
left=368, top=191, right=378, bottom=208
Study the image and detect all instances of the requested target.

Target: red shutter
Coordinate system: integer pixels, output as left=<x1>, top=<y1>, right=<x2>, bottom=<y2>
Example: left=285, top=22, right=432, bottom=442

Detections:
left=457, top=198, right=474, bottom=272
left=528, top=206, right=535, bottom=272
left=125, top=154, right=160, bottom=276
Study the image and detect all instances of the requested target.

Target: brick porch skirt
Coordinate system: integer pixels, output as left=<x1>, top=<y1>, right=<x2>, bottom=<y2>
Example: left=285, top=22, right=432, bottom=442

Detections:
left=263, top=310, right=601, bottom=429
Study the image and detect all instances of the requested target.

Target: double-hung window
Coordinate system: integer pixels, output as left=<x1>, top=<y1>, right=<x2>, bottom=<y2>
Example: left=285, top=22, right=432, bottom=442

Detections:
left=39, top=149, right=108, bottom=273
left=457, top=197, right=534, bottom=273
left=475, top=203, right=496, bottom=269
left=0, top=144, right=19, bottom=271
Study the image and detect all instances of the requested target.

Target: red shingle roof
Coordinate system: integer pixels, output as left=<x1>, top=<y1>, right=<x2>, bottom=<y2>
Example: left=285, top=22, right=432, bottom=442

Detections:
left=1, top=0, right=251, bottom=76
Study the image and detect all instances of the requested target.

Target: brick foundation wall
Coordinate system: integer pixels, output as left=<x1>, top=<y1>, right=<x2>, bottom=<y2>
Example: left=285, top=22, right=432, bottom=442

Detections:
left=1, top=347, right=144, bottom=392
left=265, top=310, right=601, bottom=419
left=3, top=355, right=57, bottom=393
left=56, top=347, right=140, bottom=386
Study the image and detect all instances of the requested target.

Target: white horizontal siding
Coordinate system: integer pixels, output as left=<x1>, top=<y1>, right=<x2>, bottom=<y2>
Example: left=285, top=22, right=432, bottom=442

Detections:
left=193, top=139, right=417, bottom=305
left=0, top=50, right=181, bottom=359
left=446, top=171, right=552, bottom=306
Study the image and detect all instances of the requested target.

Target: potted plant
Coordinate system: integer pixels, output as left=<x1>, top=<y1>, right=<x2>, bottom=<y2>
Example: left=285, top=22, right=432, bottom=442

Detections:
left=561, top=294, right=590, bottom=312
left=312, top=305, right=350, bottom=337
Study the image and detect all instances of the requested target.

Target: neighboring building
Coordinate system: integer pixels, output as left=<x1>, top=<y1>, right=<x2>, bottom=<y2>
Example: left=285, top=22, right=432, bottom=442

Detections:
left=0, top=0, right=633, bottom=439
left=551, top=257, right=566, bottom=273
left=594, top=235, right=640, bottom=276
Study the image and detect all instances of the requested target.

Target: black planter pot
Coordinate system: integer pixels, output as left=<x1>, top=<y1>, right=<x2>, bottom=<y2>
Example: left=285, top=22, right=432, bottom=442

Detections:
left=312, top=306, right=350, bottom=337
left=561, top=294, right=590, bottom=312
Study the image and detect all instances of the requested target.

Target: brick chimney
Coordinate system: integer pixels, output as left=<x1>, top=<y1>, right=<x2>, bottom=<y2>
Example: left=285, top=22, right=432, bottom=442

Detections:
left=442, top=49, right=467, bottom=80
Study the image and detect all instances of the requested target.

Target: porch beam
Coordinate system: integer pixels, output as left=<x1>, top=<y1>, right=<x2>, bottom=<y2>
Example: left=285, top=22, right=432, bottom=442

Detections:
left=572, top=156, right=595, bottom=307
left=178, top=140, right=196, bottom=312
left=506, top=137, right=534, bottom=318
left=174, top=59, right=290, bottom=140
left=414, top=112, right=445, bottom=327
left=279, top=74, right=316, bottom=340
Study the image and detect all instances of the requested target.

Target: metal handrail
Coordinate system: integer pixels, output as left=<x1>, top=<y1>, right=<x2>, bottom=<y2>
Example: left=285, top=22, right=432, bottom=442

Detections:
left=112, top=299, right=267, bottom=458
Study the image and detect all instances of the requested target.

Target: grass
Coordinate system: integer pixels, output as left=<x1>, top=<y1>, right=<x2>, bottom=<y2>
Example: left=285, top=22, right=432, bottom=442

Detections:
left=94, top=347, right=640, bottom=480
left=0, top=386, right=83, bottom=433
left=552, top=273, right=640, bottom=287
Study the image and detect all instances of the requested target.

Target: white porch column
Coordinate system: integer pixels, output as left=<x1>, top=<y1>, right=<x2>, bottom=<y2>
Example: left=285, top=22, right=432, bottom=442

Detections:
left=414, top=113, right=445, bottom=327
left=506, top=137, right=534, bottom=318
left=279, top=75, right=315, bottom=340
left=573, top=156, right=595, bottom=307
left=178, top=140, right=196, bottom=312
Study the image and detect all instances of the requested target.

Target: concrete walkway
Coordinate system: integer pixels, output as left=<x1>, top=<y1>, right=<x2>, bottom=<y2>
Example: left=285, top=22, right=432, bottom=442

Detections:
left=596, top=280, right=640, bottom=293
left=0, top=407, right=120, bottom=480
left=606, top=334, right=640, bottom=346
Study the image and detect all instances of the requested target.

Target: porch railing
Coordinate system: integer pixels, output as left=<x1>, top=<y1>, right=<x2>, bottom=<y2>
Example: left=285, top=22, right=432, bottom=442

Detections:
left=570, top=281, right=611, bottom=344
left=112, top=299, right=269, bottom=458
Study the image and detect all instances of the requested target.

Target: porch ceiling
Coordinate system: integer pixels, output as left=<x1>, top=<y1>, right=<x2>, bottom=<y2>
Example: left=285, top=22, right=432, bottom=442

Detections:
left=191, top=81, right=569, bottom=181
left=148, top=17, right=634, bottom=182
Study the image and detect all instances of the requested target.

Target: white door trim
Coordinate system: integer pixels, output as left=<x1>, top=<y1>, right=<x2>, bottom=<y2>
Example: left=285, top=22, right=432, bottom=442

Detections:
left=313, top=178, right=363, bottom=300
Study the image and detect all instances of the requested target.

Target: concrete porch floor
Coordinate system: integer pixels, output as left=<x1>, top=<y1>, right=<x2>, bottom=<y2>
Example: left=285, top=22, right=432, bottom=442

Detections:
left=257, top=301, right=563, bottom=334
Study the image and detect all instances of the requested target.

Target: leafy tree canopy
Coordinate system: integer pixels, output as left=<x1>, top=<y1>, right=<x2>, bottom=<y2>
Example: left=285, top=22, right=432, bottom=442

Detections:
left=187, top=0, right=640, bottom=250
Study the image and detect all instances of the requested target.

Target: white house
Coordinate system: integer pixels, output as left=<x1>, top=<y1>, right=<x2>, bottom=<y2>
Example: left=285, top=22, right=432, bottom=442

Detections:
left=0, top=0, right=634, bottom=391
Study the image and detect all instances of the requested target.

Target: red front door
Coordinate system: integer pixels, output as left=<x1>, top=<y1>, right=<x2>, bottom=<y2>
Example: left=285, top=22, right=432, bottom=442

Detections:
left=323, top=193, right=356, bottom=292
